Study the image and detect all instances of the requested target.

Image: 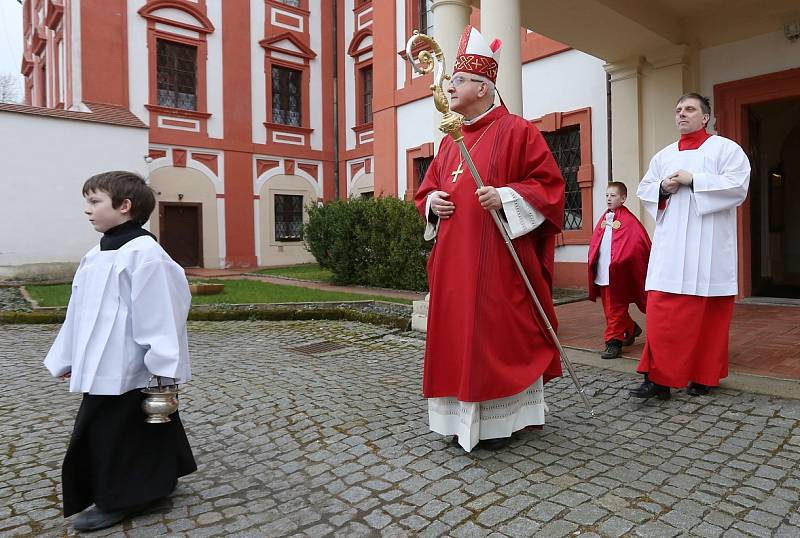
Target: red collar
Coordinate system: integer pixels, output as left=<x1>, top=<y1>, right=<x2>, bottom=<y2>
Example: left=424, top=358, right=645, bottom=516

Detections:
left=678, top=128, right=711, bottom=151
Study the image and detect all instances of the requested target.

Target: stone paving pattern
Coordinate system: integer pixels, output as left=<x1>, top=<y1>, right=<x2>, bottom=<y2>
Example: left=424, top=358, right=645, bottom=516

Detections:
left=1, top=320, right=799, bottom=537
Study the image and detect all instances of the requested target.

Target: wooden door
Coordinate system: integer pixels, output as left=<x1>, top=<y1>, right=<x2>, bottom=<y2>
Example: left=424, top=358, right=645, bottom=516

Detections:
left=159, top=202, right=203, bottom=267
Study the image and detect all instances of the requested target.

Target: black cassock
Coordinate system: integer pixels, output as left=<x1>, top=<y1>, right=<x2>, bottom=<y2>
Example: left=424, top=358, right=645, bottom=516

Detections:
left=63, top=390, right=196, bottom=516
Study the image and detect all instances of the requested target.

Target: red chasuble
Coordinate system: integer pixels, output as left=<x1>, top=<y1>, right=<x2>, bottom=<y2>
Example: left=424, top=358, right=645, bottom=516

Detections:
left=415, top=106, right=565, bottom=402
left=587, top=205, right=651, bottom=313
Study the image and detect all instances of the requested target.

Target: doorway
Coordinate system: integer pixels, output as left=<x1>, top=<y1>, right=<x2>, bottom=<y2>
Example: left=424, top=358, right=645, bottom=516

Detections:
left=159, top=202, right=203, bottom=268
left=748, top=98, right=800, bottom=298
left=714, top=67, right=800, bottom=298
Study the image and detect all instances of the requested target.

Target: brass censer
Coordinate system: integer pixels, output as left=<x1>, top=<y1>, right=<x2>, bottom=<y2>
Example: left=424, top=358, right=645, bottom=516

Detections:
left=141, top=375, right=179, bottom=424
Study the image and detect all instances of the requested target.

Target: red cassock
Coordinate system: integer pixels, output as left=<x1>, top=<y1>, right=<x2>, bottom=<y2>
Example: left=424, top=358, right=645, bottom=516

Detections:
left=587, top=204, right=651, bottom=313
left=415, top=106, right=565, bottom=403
left=639, top=292, right=734, bottom=387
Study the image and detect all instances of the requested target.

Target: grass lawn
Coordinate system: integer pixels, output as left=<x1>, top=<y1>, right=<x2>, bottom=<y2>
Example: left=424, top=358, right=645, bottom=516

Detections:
left=254, top=263, right=333, bottom=283
left=24, top=279, right=411, bottom=308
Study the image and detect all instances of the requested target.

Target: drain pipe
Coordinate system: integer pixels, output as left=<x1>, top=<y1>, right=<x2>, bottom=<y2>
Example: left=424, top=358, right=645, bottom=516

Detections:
left=606, top=72, right=612, bottom=183
left=332, top=0, right=340, bottom=199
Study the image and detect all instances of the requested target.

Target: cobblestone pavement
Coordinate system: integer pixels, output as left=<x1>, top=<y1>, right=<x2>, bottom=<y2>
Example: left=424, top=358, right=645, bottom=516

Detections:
left=2, top=320, right=800, bottom=537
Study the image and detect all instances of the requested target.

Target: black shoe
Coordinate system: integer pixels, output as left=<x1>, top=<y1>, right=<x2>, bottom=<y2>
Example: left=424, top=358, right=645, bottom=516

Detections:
left=600, top=340, right=622, bottom=360
left=479, top=437, right=511, bottom=450
left=629, top=379, right=670, bottom=400
left=622, top=323, right=643, bottom=347
left=687, top=382, right=710, bottom=396
left=72, top=506, right=129, bottom=532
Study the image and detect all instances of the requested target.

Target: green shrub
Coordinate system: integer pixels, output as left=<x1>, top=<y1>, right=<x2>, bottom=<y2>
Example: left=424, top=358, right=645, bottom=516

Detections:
left=304, top=196, right=431, bottom=291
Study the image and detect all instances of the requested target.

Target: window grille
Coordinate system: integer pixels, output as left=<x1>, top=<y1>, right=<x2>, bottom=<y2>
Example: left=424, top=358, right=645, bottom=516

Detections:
left=275, top=194, right=304, bottom=241
left=157, top=40, right=197, bottom=111
left=272, top=66, right=302, bottom=127
left=414, top=156, right=433, bottom=188
left=361, top=67, right=373, bottom=124
left=543, top=126, right=582, bottom=230
left=276, top=0, right=300, bottom=7
left=419, top=0, right=434, bottom=35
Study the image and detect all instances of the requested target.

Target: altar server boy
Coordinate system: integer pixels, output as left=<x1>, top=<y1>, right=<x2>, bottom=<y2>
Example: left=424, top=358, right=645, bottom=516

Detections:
left=44, top=170, right=196, bottom=532
left=587, top=181, right=651, bottom=359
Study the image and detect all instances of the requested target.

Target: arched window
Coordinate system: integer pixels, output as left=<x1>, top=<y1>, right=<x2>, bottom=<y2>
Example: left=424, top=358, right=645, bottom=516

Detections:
left=139, top=1, right=215, bottom=134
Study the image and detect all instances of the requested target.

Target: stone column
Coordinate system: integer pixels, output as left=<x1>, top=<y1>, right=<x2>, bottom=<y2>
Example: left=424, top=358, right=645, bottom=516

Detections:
left=430, top=0, right=471, bottom=150
left=604, top=57, right=646, bottom=226
left=480, top=0, right=523, bottom=115
left=642, top=44, right=695, bottom=162
left=413, top=1, right=471, bottom=333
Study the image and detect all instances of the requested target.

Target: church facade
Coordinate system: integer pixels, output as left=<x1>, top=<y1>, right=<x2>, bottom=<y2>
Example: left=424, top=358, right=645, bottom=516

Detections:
left=18, top=0, right=800, bottom=299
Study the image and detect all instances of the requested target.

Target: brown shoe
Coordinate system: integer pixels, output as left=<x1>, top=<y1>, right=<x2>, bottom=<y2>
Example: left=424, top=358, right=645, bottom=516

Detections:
left=630, top=379, right=670, bottom=400
left=687, top=382, right=710, bottom=396
left=601, top=340, right=622, bottom=360
left=622, top=323, right=642, bottom=346
left=479, top=437, right=511, bottom=450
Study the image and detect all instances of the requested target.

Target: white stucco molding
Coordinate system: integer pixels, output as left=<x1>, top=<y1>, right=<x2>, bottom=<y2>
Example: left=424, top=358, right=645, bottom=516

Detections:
left=603, top=57, right=643, bottom=82
left=253, top=156, right=323, bottom=199
left=145, top=145, right=224, bottom=194
left=345, top=157, right=374, bottom=196
left=646, top=44, right=692, bottom=70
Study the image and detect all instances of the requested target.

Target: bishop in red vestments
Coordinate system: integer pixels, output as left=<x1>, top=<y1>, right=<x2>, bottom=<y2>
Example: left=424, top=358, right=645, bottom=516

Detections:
left=587, top=181, right=651, bottom=359
left=415, top=26, right=565, bottom=452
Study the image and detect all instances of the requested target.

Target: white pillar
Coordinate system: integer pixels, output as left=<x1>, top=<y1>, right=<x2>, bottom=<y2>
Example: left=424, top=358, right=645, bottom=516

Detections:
left=604, top=57, right=646, bottom=225
left=642, top=45, right=694, bottom=162
left=412, top=1, right=471, bottom=333
left=431, top=0, right=472, bottom=79
left=431, top=0, right=471, bottom=150
left=480, top=0, right=522, bottom=115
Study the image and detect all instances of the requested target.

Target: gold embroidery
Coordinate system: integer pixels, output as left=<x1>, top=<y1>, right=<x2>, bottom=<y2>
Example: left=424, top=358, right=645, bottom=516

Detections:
left=601, top=220, right=622, bottom=230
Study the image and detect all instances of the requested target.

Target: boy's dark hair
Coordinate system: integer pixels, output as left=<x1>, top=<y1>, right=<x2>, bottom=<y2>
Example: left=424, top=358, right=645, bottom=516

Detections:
left=608, top=181, right=627, bottom=197
left=676, top=92, right=711, bottom=115
left=82, top=171, right=156, bottom=225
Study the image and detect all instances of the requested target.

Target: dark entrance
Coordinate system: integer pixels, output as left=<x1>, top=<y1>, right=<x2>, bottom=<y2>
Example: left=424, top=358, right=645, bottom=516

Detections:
left=748, top=97, right=800, bottom=298
left=159, top=202, right=203, bottom=268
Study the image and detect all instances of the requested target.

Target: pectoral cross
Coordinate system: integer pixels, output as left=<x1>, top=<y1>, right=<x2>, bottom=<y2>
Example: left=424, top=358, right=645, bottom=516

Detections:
left=450, top=162, right=464, bottom=183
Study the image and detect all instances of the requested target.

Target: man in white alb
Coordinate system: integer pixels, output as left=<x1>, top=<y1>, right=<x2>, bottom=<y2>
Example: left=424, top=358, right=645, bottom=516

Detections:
left=630, top=92, right=751, bottom=400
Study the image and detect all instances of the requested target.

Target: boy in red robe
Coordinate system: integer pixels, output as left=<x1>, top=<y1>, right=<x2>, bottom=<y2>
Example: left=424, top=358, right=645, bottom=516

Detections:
left=587, top=181, right=651, bottom=359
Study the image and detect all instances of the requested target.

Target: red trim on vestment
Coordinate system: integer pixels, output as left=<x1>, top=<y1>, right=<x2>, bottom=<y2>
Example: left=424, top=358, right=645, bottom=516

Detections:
left=637, top=291, right=734, bottom=387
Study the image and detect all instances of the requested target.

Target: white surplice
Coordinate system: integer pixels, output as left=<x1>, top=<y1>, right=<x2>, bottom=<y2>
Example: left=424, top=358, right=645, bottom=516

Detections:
left=637, top=135, right=751, bottom=297
left=594, top=212, right=615, bottom=286
left=44, top=236, right=191, bottom=395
